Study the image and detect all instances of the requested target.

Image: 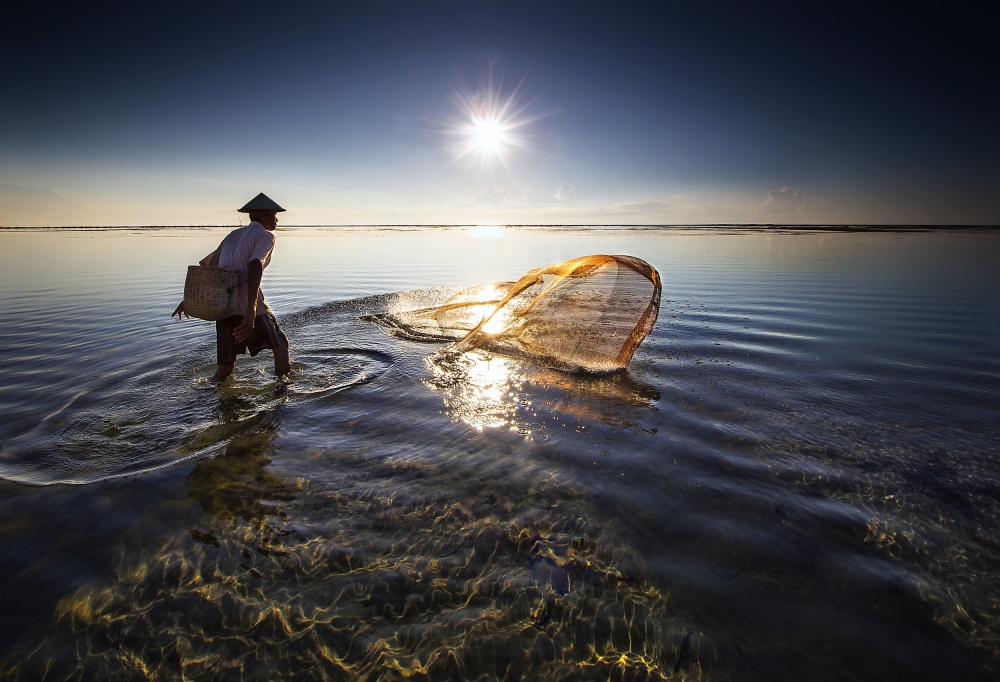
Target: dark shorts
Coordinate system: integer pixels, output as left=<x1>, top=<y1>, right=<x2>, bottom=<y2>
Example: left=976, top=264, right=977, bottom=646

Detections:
left=216, top=312, right=289, bottom=365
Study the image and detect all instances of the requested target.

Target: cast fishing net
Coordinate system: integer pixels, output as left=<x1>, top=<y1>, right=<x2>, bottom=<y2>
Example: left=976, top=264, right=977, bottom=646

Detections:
left=370, top=255, right=661, bottom=373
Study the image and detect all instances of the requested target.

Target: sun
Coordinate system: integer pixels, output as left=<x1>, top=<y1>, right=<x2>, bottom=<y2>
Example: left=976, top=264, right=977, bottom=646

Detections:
left=437, top=63, right=554, bottom=174
left=457, top=87, right=523, bottom=168
left=470, top=114, right=508, bottom=157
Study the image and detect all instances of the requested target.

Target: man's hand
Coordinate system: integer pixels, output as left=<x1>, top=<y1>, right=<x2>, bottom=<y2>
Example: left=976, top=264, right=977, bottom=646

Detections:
left=233, top=314, right=255, bottom=341
left=172, top=301, right=188, bottom=319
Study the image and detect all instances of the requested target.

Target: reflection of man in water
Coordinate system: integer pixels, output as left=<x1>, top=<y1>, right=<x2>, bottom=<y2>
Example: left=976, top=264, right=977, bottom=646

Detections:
left=186, top=416, right=286, bottom=525
left=173, top=193, right=291, bottom=382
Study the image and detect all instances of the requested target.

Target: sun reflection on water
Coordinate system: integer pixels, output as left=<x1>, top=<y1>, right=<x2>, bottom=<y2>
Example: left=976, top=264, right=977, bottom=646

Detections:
left=468, top=225, right=507, bottom=239
left=425, top=351, right=525, bottom=432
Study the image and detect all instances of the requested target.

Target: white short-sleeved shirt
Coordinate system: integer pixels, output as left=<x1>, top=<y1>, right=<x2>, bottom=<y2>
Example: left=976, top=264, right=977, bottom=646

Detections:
left=217, top=222, right=276, bottom=316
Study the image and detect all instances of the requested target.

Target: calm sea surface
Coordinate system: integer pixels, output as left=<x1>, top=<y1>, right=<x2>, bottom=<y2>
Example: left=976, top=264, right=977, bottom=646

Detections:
left=0, top=226, right=998, bottom=680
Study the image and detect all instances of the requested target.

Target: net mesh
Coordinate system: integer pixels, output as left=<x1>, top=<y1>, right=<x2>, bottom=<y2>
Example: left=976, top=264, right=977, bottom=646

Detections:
left=370, top=255, right=661, bottom=373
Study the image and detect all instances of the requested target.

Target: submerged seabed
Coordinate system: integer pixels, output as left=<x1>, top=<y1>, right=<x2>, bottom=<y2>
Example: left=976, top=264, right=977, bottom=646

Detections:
left=0, top=226, right=998, bottom=681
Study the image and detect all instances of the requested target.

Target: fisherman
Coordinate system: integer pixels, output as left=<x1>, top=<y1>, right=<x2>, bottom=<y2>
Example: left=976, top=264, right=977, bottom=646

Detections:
left=172, top=192, right=291, bottom=382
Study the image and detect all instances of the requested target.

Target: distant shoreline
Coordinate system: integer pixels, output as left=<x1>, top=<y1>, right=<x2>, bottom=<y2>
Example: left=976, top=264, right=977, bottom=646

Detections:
left=2, top=224, right=998, bottom=231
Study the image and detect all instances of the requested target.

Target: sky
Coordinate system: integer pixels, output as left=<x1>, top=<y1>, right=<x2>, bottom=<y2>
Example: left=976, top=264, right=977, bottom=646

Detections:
left=1, top=1, right=997, bottom=226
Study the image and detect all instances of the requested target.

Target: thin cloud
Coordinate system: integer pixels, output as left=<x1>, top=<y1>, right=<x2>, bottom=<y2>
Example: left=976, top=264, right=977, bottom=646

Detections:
left=523, top=185, right=576, bottom=204
left=523, top=188, right=557, bottom=203
left=762, top=186, right=807, bottom=213
left=554, top=185, right=576, bottom=202
left=616, top=199, right=673, bottom=214
left=474, top=187, right=508, bottom=204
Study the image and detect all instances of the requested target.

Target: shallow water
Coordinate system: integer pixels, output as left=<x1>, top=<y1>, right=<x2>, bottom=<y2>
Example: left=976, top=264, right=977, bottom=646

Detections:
left=0, top=226, right=998, bottom=680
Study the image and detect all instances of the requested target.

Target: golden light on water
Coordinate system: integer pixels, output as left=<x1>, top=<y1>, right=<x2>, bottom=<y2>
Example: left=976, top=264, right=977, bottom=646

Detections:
left=427, top=351, right=521, bottom=432
left=32, top=443, right=686, bottom=680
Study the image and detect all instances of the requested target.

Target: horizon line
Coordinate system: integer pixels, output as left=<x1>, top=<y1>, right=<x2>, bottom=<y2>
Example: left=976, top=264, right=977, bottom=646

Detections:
left=2, top=223, right=998, bottom=231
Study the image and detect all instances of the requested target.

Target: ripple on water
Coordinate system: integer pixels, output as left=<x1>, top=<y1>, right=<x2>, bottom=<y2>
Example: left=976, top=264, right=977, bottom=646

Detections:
left=287, top=348, right=395, bottom=396
left=0, top=342, right=395, bottom=487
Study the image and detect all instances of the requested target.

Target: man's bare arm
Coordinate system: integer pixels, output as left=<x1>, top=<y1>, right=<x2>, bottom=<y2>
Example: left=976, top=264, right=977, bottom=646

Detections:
left=232, top=259, right=264, bottom=341
left=199, top=246, right=221, bottom=267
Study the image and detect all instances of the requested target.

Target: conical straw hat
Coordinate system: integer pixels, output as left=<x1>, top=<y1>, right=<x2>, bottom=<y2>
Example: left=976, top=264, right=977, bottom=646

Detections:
left=237, top=192, right=286, bottom=213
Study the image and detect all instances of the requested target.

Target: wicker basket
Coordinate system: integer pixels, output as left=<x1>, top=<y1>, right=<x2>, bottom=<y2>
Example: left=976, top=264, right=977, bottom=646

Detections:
left=183, top=266, right=240, bottom=321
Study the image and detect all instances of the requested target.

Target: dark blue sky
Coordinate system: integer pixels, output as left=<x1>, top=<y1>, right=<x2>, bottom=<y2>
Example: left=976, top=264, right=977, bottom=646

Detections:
left=2, top=1, right=996, bottom=225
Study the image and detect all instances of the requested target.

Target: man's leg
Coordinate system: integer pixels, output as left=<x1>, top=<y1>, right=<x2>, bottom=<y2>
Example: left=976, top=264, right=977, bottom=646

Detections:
left=213, top=362, right=235, bottom=382
left=256, top=312, right=291, bottom=378
left=215, top=316, right=241, bottom=382
left=274, top=346, right=290, bottom=378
